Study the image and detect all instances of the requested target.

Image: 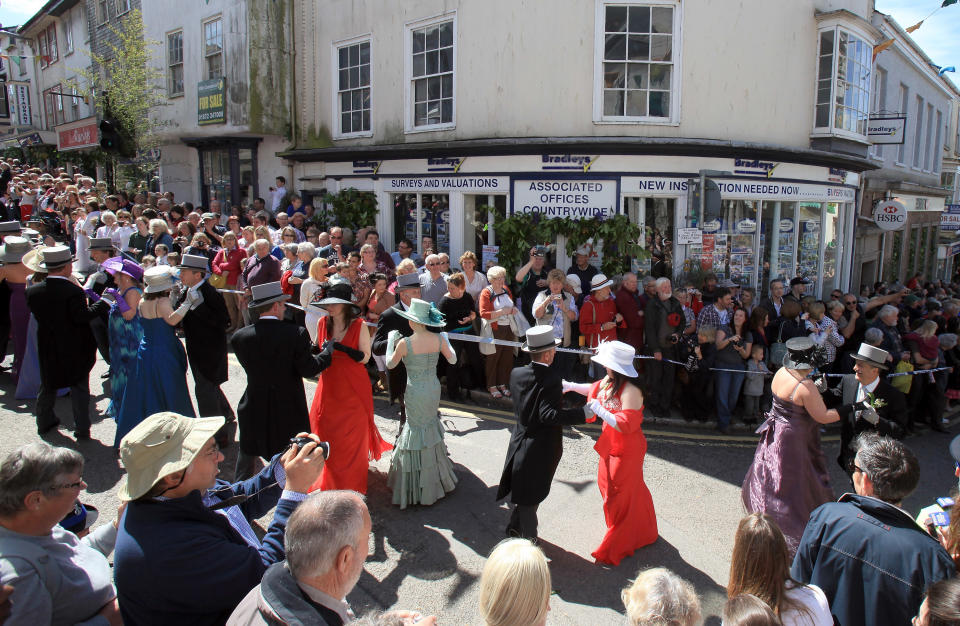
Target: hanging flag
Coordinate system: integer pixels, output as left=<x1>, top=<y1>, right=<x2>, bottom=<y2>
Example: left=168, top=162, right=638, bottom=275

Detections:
left=940, top=66, right=956, bottom=76
left=9, top=55, right=20, bottom=68
left=943, top=0, right=957, bottom=7
left=906, top=21, right=923, bottom=33
left=873, top=38, right=895, bottom=60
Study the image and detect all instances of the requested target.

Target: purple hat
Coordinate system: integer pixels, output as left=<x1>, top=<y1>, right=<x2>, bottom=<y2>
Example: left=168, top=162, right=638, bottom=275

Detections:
left=103, top=256, right=144, bottom=283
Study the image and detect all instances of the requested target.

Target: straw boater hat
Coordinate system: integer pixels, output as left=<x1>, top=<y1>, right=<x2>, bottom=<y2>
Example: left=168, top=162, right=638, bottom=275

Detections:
left=0, top=236, right=32, bottom=264
left=118, top=412, right=225, bottom=501
left=313, top=280, right=360, bottom=315
left=395, top=272, right=421, bottom=290
left=143, top=266, right=176, bottom=294
left=88, top=237, right=115, bottom=252
left=177, top=254, right=209, bottom=273
left=21, top=248, right=42, bottom=273
left=591, top=340, right=639, bottom=377
left=521, top=325, right=562, bottom=353
left=590, top=273, right=613, bottom=292
left=850, top=343, right=891, bottom=371
left=395, top=298, right=445, bottom=327
left=248, top=281, right=289, bottom=309
left=37, top=245, right=72, bottom=271
left=782, top=336, right=820, bottom=370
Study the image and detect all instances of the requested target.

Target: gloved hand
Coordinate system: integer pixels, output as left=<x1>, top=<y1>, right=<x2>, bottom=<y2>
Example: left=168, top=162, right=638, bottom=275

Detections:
left=186, top=288, right=205, bottom=310
left=562, top=379, right=573, bottom=394
left=386, top=329, right=401, bottom=366
left=440, top=331, right=457, bottom=365
left=84, top=288, right=101, bottom=302
left=316, top=340, right=335, bottom=370
left=581, top=403, right=596, bottom=421
left=813, top=375, right=829, bottom=393
left=857, top=402, right=880, bottom=426
left=587, top=398, right=619, bottom=429
left=334, top=342, right=364, bottom=362
left=102, top=287, right=119, bottom=303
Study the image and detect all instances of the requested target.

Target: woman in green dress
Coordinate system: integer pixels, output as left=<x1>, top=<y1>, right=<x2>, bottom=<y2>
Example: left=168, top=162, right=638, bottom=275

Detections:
left=386, top=298, right=459, bottom=508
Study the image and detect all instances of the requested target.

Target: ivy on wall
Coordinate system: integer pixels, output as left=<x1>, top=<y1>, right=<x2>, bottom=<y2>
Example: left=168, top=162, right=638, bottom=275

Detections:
left=322, top=188, right=379, bottom=231
left=489, top=205, right=647, bottom=277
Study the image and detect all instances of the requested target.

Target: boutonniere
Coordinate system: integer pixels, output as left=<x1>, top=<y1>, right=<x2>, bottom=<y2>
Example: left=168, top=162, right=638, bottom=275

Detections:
left=864, top=392, right=887, bottom=411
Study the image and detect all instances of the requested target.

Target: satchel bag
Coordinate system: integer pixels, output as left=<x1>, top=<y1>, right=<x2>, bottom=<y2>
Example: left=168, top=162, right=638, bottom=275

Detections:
left=478, top=317, right=496, bottom=355
left=208, top=272, right=227, bottom=289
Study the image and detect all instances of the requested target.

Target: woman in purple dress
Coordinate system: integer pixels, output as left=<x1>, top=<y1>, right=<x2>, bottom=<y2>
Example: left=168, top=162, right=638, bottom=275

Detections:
left=0, top=237, right=34, bottom=381
left=741, top=337, right=842, bottom=555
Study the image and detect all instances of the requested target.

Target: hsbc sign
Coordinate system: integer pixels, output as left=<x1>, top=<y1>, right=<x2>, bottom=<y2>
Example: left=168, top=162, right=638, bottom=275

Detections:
left=872, top=199, right=907, bottom=231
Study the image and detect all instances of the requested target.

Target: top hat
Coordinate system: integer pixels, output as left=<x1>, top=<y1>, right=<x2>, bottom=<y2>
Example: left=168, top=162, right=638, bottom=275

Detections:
left=590, top=340, right=639, bottom=377
left=88, top=237, right=115, bottom=252
left=0, top=236, right=32, bottom=264
left=177, top=254, right=209, bottom=272
left=0, top=221, right=22, bottom=234
left=248, top=281, right=290, bottom=309
left=102, top=256, right=144, bottom=283
left=118, top=412, right=225, bottom=501
left=850, top=343, right=891, bottom=371
left=782, top=336, right=821, bottom=370
left=790, top=276, right=811, bottom=287
left=590, top=273, right=613, bottom=292
left=566, top=274, right=582, bottom=295
left=521, top=324, right=562, bottom=353
left=312, top=280, right=360, bottom=315
left=37, top=245, right=72, bottom=270
left=395, top=298, right=446, bottom=327
left=143, top=266, right=176, bottom=294
left=59, top=501, right=99, bottom=534
left=395, top=272, right=421, bottom=291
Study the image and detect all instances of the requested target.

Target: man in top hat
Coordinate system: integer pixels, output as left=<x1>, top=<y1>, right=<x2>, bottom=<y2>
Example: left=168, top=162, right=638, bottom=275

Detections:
left=831, top=343, right=907, bottom=472
left=496, top=325, right=595, bottom=541
left=372, top=272, right=423, bottom=431
left=173, top=254, right=235, bottom=445
left=25, top=245, right=110, bottom=439
left=230, top=282, right=334, bottom=479
left=83, top=237, right=117, bottom=369
left=0, top=221, right=22, bottom=371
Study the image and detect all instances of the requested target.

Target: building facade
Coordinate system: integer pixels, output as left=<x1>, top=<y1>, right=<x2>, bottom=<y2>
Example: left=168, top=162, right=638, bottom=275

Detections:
left=143, top=0, right=293, bottom=211
left=284, top=0, right=882, bottom=299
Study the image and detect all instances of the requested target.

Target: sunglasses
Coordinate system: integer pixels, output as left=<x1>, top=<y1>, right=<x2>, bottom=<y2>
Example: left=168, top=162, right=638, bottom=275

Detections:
left=847, top=458, right=865, bottom=475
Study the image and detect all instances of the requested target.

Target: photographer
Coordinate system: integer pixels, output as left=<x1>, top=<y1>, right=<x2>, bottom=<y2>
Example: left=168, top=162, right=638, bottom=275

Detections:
left=515, top=246, right=550, bottom=325
left=644, top=278, right=684, bottom=417
left=183, top=232, right=215, bottom=265
left=533, top=269, right=578, bottom=380
left=115, top=412, right=326, bottom=625
left=714, top=307, right=753, bottom=434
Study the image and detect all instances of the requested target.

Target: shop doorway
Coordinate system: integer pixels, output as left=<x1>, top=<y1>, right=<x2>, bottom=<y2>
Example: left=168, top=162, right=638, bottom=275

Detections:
left=392, top=192, right=451, bottom=257
left=625, top=197, right=676, bottom=279
left=464, top=194, right=506, bottom=272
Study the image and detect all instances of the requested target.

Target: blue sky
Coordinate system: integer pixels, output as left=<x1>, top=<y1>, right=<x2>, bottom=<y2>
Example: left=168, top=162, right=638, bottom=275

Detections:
left=0, top=0, right=956, bottom=69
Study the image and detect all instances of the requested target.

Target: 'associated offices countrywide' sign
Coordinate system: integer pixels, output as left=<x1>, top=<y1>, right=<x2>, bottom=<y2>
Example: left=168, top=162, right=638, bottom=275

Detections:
left=513, top=179, right=618, bottom=219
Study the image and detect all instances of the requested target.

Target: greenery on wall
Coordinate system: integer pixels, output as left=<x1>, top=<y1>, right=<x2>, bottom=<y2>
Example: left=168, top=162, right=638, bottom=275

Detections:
left=489, top=205, right=646, bottom=277
left=323, top=188, right=379, bottom=230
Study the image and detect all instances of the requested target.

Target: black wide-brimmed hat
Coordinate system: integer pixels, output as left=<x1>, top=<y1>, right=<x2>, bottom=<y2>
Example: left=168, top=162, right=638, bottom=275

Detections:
left=782, top=336, right=817, bottom=370
left=312, top=280, right=361, bottom=315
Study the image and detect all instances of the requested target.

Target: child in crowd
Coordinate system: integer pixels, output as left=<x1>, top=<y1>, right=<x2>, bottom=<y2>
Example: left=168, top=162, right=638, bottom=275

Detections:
left=743, top=345, right=770, bottom=425
left=154, top=243, right=170, bottom=265
left=141, top=254, right=156, bottom=269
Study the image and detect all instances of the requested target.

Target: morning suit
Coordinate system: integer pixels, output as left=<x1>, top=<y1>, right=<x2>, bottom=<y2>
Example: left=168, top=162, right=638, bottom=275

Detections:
left=26, top=275, right=109, bottom=433
left=836, top=374, right=907, bottom=472
left=373, top=303, right=414, bottom=404
left=497, top=361, right=586, bottom=539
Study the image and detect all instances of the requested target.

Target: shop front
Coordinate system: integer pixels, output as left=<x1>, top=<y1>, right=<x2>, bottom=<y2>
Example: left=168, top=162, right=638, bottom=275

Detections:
left=295, top=150, right=863, bottom=299
left=181, top=136, right=261, bottom=210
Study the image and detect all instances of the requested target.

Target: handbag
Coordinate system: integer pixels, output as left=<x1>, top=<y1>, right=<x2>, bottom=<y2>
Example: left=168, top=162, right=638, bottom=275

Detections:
left=478, top=317, right=496, bottom=355
left=208, top=272, right=227, bottom=289
left=768, top=322, right=787, bottom=369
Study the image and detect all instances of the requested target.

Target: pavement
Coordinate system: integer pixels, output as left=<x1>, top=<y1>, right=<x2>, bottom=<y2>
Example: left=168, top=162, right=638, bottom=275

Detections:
left=1, top=348, right=957, bottom=625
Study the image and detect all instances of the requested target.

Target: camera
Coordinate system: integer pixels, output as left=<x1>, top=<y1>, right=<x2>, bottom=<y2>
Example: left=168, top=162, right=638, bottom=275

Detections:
left=669, top=333, right=681, bottom=344
left=533, top=245, right=548, bottom=257
left=289, top=436, right=330, bottom=459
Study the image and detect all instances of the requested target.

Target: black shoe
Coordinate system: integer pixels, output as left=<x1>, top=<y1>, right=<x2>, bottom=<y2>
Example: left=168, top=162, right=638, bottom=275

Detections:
left=931, top=422, right=948, bottom=433
left=716, top=425, right=730, bottom=435
left=74, top=430, right=91, bottom=441
left=38, top=420, right=61, bottom=435
left=101, top=371, right=111, bottom=379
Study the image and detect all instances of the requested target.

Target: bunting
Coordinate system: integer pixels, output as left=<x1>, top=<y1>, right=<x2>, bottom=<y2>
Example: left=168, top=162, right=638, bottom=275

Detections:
left=940, top=66, right=956, bottom=76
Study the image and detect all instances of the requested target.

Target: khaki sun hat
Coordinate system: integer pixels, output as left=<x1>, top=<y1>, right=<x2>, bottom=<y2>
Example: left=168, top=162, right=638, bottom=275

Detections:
left=118, top=412, right=225, bottom=501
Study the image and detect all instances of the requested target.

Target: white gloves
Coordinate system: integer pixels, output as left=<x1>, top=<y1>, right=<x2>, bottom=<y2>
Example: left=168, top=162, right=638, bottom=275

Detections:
left=857, top=405, right=880, bottom=426
left=186, top=288, right=205, bottom=310
left=814, top=375, right=829, bottom=393
left=386, top=329, right=401, bottom=368
left=587, top=399, right=618, bottom=429
left=562, top=380, right=592, bottom=396
left=440, top=332, right=457, bottom=365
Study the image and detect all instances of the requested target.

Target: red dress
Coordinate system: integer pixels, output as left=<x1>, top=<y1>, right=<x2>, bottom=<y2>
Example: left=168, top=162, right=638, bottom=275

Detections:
left=588, top=380, right=658, bottom=565
left=309, top=318, right=392, bottom=493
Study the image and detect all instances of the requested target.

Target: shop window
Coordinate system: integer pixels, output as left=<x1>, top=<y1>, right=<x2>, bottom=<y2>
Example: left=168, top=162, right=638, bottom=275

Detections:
left=813, top=26, right=870, bottom=137
left=167, top=30, right=184, bottom=97
left=335, top=39, right=371, bottom=136
left=686, top=199, right=758, bottom=289
left=0, top=86, right=9, bottom=119
left=406, top=15, right=455, bottom=131
left=821, top=203, right=844, bottom=298
left=797, top=203, right=822, bottom=296
left=204, top=17, right=224, bottom=80
left=918, top=227, right=929, bottom=277
left=907, top=226, right=919, bottom=277
left=202, top=148, right=231, bottom=206
left=465, top=194, right=506, bottom=272
left=392, top=193, right=450, bottom=256
left=237, top=148, right=254, bottom=209
left=758, top=201, right=797, bottom=299
left=625, top=197, right=675, bottom=279
left=886, top=230, right=903, bottom=282
left=896, top=84, right=908, bottom=164
left=595, top=1, right=679, bottom=123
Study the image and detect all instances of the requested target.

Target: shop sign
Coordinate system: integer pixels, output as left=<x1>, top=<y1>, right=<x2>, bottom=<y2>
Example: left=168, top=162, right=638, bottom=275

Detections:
left=803, top=221, right=820, bottom=233
left=198, top=78, right=226, bottom=125
left=943, top=242, right=960, bottom=259
left=387, top=176, right=507, bottom=192
left=427, top=157, right=465, bottom=172
left=868, top=115, right=906, bottom=145
left=676, top=227, right=702, bottom=245
left=736, top=218, right=756, bottom=233
left=540, top=155, right=597, bottom=172
left=873, top=199, right=907, bottom=231
left=18, top=132, right=43, bottom=147
left=352, top=160, right=381, bottom=174
left=701, top=219, right=722, bottom=233
left=512, top=179, right=617, bottom=220
left=12, top=84, right=30, bottom=126
left=941, top=205, right=960, bottom=232
left=57, top=117, right=99, bottom=151
left=716, top=181, right=855, bottom=201
left=733, top=158, right=778, bottom=177
left=481, top=245, right=499, bottom=270
left=779, top=219, right=794, bottom=232
left=827, top=168, right=848, bottom=184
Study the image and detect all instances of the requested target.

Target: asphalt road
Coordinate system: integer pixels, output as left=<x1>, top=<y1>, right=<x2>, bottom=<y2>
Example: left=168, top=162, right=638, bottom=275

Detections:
left=0, top=349, right=956, bottom=625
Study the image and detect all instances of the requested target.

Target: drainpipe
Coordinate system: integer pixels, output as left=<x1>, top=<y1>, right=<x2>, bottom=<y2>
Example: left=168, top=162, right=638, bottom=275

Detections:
left=287, top=0, right=297, bottom=186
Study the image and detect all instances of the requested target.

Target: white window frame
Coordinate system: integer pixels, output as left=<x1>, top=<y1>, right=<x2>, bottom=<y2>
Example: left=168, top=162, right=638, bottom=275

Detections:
left=896, top=84, right=908, bottom=165
left=203, top=16, right=224, bottom=80
left=913, top=95, right=924, bottom=170
left=923, top=103, right=934, bottom=172
left=114, top=0, right=131, bottom=17
left=98, top=0, right=109, bottom=25
left=810, top=23, right=873, bottom=143
left=331, top=34, right=373, bottom=139
left=592, top=0, right=682, bottom=126
left=167, top=29, right=184, bottom=97
left=403, top=12, right=457, bottom=134
left=869, top=66, right=886, bottom=160
left=63, top=12, right=74, bottom=55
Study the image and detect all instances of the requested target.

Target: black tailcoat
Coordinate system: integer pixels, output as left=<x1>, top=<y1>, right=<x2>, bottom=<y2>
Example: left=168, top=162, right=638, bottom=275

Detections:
left=175, top=280, right=230, bottom=384
left=372, top=305, right=413, bottom=401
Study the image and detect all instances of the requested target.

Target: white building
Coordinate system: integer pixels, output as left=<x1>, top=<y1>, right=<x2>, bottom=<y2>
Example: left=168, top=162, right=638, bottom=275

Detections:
left=143, top=0, right=292, bottom=211
left=285, top=0, right=884, bottom=298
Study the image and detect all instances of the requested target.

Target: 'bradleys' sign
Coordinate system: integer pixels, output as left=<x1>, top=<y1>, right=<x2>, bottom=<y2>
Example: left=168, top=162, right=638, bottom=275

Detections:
left=541, top=155, right=598, bottom=172
left=427, top=157, right=465, bottom=172
left=733, top=158, right=778, bottom=178
left=198, top=78, right=226, bottom=125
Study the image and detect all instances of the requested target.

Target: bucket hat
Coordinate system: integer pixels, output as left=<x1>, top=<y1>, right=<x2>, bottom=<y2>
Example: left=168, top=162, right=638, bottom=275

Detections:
left=591, top=340, right=638, bottom=377
left=850, top=342, right=891, bottom=371
left=0, top=236, right=31, bottom=264
left=248, top=281, right=290, bottom=309
left=566, top=274, right=582, bottom=295
left=118, top=412, right=225, bottom=501
left=590, top=273, right=613, bottom=292
left=143, top=266, right=176, bottom=294
left=521, top=324, right=562, bottom=353
left=394, top=298, right=445, bottom=327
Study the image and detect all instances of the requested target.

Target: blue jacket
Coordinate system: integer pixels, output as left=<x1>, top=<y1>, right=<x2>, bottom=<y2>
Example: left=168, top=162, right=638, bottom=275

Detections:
left=115, top=457, right=300, bottom=625
left=791, top=493, right=955, bottom=626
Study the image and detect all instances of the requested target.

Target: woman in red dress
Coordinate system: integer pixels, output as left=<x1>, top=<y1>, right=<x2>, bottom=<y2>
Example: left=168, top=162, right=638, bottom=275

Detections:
left=309, top=281, right=392, bottom=493
left=566, top=340, right=658, bottom=565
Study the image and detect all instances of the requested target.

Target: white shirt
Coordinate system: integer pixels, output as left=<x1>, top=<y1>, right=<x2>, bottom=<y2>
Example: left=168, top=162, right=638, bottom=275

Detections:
left=856, top=376, right=880, bottom=402
left=780, top=581, right=833, bottom=626
left=270, top=186, right=286, bottom=212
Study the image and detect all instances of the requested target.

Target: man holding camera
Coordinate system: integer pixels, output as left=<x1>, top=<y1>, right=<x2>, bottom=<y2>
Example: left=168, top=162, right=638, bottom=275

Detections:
left=516, top=246, right=550, bottom=325
left=231, top=282, right=335, bottom=479
left=115, top=411, right=326, bottom=625
left=644, top=278, right=684, bottom=417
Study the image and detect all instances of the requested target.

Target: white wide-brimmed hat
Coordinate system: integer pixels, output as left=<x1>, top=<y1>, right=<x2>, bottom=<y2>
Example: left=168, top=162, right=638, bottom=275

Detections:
left=590, top=273, right=613, bottom=292
left=591, top=340, right=638, bottom=377
left=566, top=274, right=582, bottom=295
left=143, top=266, right=176, bottom=294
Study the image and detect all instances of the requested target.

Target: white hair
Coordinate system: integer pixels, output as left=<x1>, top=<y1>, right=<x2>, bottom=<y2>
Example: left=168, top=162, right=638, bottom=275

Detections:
left=297, top=242, right=316, bottom=257
left=878, top=304, right=899, bottom=319
left=654, top=277, right=672, bottom=290
left=285, top=491, right=367, bottom=579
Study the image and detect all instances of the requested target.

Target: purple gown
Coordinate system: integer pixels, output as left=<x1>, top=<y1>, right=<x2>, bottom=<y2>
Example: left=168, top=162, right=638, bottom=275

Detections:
left=8, top=282, right=29, bottom=381
left=741, top=379, right=834, bottom=555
